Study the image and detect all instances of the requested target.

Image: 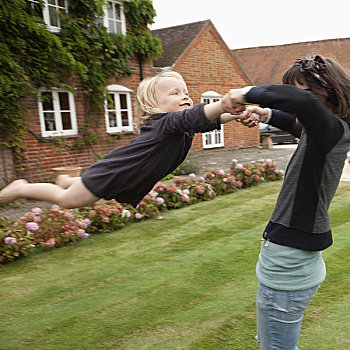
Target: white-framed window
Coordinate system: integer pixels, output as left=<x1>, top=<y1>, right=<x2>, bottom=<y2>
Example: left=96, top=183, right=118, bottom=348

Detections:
left=43, top=0, right=67, bottom=32
left=201, top=91, right=224, bottom=149
left=26, top=0, right=67, bottom=32
left=105, top=85, right=133, bottom=133
left=38, top=89, right=78, bottom=137
left=100, top=1, right=126, bottom=35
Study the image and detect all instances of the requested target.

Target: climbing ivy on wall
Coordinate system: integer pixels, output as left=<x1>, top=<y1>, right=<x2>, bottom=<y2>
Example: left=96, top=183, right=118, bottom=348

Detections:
left=0, top=0, right=162, bottom=152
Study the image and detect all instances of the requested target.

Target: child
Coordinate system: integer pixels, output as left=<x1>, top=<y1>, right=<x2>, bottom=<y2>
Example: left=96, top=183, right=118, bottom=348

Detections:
left=230, top=55, right=350, bottom=349
left=0, top=71, right=245, bottom=209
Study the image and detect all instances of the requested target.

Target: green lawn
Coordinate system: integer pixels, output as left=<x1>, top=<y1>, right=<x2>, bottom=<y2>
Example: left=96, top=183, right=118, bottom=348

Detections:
left=1, top=182, right=350, bottom=350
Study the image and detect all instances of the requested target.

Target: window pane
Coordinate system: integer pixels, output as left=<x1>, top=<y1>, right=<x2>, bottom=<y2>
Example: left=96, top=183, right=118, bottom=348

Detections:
left=42, top=92, right=54, bottom=111
left=203, top=98, right=210, bottom=104
left=58, top=0, right=65, bottom=7
left=116, top=21, right=122, bottom=34
left=58, top=92, right=69, bottom=110
left=205, top=134, right=211, bottom=145
left=107, top=94, right=115, bottom=110
left=108, top=19, right=115, bottom=33
left=107, top=1, right=114, bottom=17
left=121, top=111, right=129, bottom=126
left=48, top=0, right=56, bottom=5
left=109, top=112, right=117, bottom=127
left=61, top=112, right=72, bottom=130
left=119, top=94, right=127, bottom=109
left=114, top=3, right=121, bottom=20
left=49, top=7, right=58, bottom=26
left=44, top=112, right=56, bottom=131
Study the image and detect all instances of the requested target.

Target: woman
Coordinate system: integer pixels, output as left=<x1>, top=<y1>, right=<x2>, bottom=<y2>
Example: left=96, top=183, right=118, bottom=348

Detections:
left=230, top=55, right=350, bottom=349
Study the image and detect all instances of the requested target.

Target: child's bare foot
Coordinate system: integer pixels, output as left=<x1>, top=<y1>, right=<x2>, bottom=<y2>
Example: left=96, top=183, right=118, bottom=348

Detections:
left=55, top=174, right=71, bottom=189
left=0, top=179, right=28, bottom=204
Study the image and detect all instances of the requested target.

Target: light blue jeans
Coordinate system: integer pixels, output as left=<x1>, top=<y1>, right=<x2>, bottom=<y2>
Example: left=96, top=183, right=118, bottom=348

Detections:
left=256, top=283, right=320, bottom=350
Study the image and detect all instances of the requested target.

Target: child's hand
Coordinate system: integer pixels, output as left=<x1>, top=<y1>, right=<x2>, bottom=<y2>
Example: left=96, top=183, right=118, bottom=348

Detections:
left=220, top=112, right=249, bottom=124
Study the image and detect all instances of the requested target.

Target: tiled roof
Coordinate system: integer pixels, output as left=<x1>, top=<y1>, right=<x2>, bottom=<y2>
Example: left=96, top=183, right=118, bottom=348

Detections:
left=151, top=20, right=210, bottom=68
left=232, top=38, right=350, bottom=85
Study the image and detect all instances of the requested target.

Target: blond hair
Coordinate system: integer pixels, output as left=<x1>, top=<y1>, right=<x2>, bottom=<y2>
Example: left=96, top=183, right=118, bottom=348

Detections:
left=135, top=71, right=185, bottom=126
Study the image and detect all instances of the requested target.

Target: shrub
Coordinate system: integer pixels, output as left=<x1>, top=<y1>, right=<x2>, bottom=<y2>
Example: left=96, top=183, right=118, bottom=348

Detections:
left=152, top=183, right=190, bottom=209
left=173, top=176, right=216, bottom=204
left=79, top=200, right=126, bottom=234
left=16, top=206, right=91, bottom=248
left=0, top=158, right=285, bottom=265
left=202, top=170, right=237, bottom=195
left=134, top=195, right=161, bottom=220
left=0, top=217, right=34, bottom=265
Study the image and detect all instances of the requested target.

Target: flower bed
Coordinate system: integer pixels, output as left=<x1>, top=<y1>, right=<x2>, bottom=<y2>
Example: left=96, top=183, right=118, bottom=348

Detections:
left=0, top=159, right=283, bottom=265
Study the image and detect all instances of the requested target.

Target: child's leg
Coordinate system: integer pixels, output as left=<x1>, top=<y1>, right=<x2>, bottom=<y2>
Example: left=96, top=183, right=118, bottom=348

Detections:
left=55, top=175, right=80, bottom=189
left=0, top=179, right=99, bottom=209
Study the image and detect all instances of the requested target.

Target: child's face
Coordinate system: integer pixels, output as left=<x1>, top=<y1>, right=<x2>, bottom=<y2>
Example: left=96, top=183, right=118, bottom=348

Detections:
left=155, top=77, right=194, bottom=113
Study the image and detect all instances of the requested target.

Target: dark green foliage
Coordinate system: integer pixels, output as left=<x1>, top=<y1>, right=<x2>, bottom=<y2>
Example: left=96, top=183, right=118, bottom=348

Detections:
left=0, top=0, right=162, bottom=151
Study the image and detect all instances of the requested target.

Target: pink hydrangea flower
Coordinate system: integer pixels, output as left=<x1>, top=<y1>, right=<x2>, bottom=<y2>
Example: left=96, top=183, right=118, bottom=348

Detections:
left=156, top=197, right=165, bottom=205
left=219, top=169, right=225, bottom=175
left=81, top=233, right=89, bottom=239
left=223, top=178, right=228, bottom=183
left=261, top=177, right=265, bottom=182
left=183, top=189, right=190, bottom=195
left=4, top=237, right=17, bottom=245
left=83, top=218, right=91, bottom=226
left=88, top=210, right=96, bottom=217
left=31, top=207, right=42, bottom=215
left=25, top=222, right=39, bottom=232
left=232, top=159, right=238, bottom=163
left=135, top=213, right=143, bottom=220
left=199, top=177, right=205, bottom=182
left=122, top=209, right=131, bottom=218
left=188, top=173, right=196, bottom=178
left=236, top=164, right=243, bottom=169
left=51, top=205, right=60, bottom=210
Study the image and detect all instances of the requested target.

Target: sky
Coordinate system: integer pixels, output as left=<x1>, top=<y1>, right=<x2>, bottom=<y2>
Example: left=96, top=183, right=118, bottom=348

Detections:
left=150, top=0, right=350, bottom=49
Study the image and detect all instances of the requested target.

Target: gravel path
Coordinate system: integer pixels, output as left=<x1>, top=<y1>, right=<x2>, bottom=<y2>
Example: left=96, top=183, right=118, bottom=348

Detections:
left=0, top=145, right=296, bottom=222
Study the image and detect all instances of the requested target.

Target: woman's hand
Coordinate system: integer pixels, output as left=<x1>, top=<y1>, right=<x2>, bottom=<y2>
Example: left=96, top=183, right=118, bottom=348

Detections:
left=221, top=88, right=246, bottom=115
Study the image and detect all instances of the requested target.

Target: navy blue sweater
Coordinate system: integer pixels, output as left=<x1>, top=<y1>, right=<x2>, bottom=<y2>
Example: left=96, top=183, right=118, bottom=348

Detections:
left=82, top=103, right=221, bottom=207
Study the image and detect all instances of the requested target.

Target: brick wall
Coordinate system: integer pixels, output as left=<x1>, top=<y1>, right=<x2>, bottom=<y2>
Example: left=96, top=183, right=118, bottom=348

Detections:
left=12, top=59, right=155, bottom=183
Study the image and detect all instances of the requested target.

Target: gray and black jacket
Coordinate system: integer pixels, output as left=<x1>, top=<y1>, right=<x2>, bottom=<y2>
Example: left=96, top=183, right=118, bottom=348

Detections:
left=246, top=85, right=350, bottom=251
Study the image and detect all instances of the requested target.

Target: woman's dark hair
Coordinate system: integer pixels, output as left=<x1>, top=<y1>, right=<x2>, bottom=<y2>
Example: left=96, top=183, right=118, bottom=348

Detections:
left=282, top=55, right=350, bottom=124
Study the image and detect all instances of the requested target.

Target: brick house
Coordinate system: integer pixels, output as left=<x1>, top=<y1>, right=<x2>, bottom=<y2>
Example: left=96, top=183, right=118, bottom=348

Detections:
left=232, top=38, right=350, bottom=85
left=151, top=20, right=259, bottom=152
left=1, top=13, right=258, bottom=185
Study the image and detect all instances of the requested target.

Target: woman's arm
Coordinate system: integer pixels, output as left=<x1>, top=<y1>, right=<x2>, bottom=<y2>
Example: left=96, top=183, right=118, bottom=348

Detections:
left=230, top=85, right=344, bottom=151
